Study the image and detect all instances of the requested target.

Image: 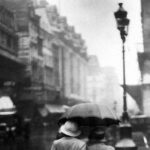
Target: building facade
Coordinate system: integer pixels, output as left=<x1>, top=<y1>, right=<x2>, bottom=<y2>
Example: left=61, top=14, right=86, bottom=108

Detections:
left=138, top=0, right=150, bottom=115
left=2, top=0, right=52, bottom=104
left=46, top=5, right=88, bottom=105
left=87, top=55, right=102, bottom=102
left=0, top=4, right=24, bottom=99
left=2, top=0, right=88, bottom=106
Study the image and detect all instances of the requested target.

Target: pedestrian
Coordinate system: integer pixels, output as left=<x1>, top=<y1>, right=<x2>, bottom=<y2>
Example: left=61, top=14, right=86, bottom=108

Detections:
left=87, top=127, right=115, bottom=150
left=78, top=126, right=89, bottom=143
left=55, top=123, right=65, bottom=139
left=51, top=121, right=87, bottom=150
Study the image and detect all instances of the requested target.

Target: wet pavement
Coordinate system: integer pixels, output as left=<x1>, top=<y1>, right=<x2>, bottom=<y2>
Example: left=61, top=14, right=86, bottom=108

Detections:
left=0, top=125, right=58, bottom=150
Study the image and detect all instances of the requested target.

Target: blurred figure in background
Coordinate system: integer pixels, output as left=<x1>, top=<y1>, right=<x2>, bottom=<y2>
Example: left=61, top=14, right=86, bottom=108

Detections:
left=87, top=127, right=115, bottom=150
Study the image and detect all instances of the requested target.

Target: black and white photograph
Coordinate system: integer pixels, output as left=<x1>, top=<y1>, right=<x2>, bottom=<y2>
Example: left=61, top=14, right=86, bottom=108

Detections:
left=0, top=0, right=149, bottom=150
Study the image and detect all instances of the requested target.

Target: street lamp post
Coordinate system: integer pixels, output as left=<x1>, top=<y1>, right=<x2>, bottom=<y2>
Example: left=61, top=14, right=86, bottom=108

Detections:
left=114, top=3, right=137, bottom=150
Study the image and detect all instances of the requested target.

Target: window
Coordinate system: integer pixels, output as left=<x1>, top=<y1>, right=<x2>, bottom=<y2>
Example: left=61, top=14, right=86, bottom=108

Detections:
left=7, top=35, right=12, bottom=48
left=70, top=53, right=74, bottom=93
left=38, top=37, right=43, bottom=56
left=1, top=31, right=7, bottom=45
left=44, top=67, right=54, bottom=86
left=43, top=47, right=53, bottom=67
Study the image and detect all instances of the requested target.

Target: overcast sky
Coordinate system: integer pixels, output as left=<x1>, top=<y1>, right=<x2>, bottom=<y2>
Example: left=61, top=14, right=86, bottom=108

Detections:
left=48, top=0, right=143, bottom=85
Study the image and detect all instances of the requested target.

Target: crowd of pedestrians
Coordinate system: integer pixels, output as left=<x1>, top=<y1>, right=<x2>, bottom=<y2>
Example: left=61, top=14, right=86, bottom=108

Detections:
left=51, top=121, right=115, bottom=150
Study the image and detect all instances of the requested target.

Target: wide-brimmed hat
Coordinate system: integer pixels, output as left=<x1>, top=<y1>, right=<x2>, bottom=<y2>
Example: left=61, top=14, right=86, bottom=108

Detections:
left=60, top=121, right=81, bottom=137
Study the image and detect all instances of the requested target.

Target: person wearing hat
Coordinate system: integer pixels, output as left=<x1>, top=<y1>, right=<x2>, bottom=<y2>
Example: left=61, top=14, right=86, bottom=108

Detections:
left=55, top=123, right=65, bottom=140
left=87, top=127, right=115, bottom=150
left=51, top=121, right=86, bottom=150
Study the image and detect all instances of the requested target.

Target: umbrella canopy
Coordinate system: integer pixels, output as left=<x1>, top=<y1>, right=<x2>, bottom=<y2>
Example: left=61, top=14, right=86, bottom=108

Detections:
left=58, top=103, right=120, bottom=127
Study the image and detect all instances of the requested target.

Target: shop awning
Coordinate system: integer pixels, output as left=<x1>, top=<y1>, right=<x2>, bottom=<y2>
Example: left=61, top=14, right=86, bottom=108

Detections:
left=45, top=104, right=69, bottom=113
left=67, top=98, right=89, bottom=106
left=38, top=104, right=69, bottom=117
left=0, top=96, right=16, bottom=115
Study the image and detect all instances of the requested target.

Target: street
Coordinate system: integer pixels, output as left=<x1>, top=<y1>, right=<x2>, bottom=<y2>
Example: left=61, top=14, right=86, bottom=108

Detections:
left=0, top=0, right=149, bottom=150
left=0, top=123, right=150, bottom=150
left=0, top=125, right=58, bottom=150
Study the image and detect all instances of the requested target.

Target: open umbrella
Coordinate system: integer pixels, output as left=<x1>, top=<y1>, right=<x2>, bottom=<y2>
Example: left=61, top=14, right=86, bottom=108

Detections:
left=58, top=103, right=120, bottom=127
